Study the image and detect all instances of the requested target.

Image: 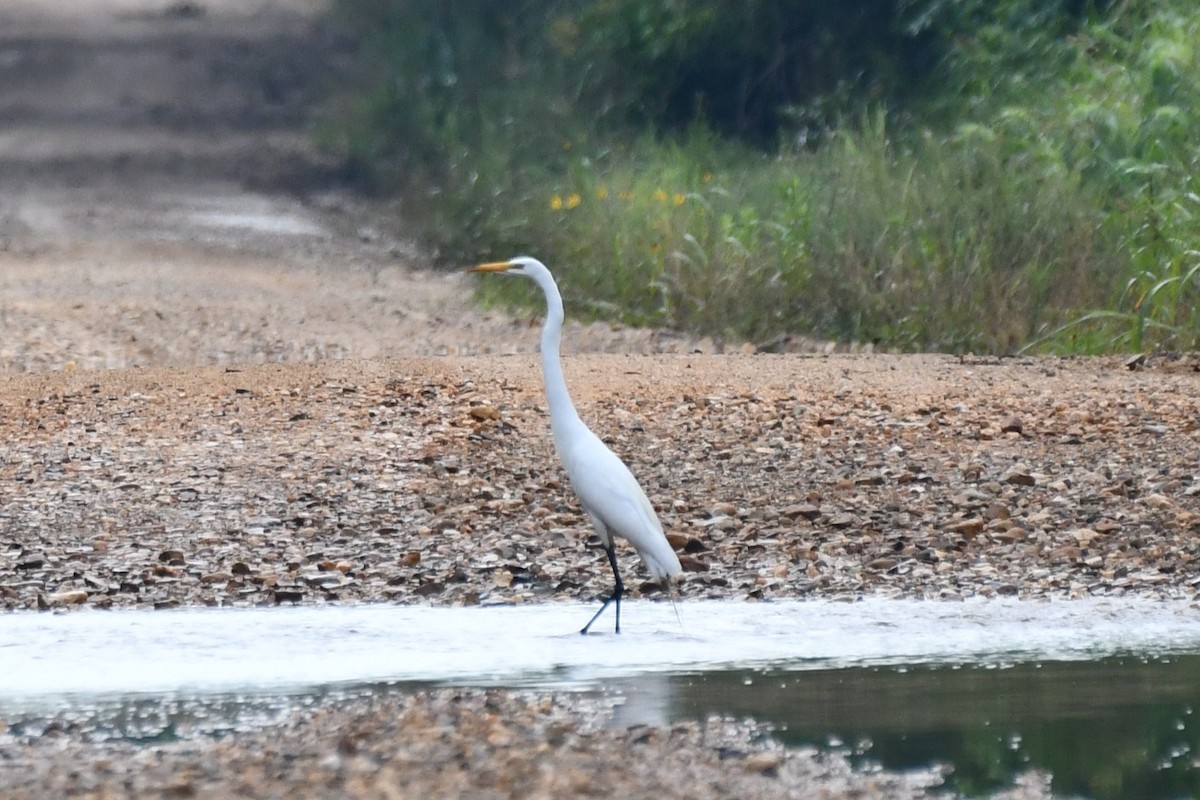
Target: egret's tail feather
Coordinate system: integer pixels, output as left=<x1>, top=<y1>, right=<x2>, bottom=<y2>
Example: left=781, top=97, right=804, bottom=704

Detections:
left=667, top=577, right=682, bottom=630
left=637, top=541, right=683, bottom=581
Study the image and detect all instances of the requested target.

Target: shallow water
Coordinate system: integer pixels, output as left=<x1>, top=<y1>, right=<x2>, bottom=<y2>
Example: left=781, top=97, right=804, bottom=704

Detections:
left=5, top=597, right=1200, bottom=698
left=649, top=656, right=1200, bottom=798
left=4, top=597, right=1200, bottom=798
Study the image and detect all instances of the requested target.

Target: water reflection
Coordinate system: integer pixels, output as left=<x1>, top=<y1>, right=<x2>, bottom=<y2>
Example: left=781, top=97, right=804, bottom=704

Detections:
left=647, top=656, right=1200, bottom=799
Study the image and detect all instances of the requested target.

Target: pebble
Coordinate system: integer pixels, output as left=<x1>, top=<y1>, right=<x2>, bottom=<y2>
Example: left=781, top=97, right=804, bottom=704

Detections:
left=781, top=503, right=822, bottom=520
left=468, top=405, right=501, bottom=422
left=47, top=589, right=88, bottom=605
left=1000, top=415, right=1024, bottom=434
left=946, top=519, right=984, bottom=537
left=1003, top=471, right=1037, bottom=487
left=741, top=751, right=784, bottom=775
left=16, top=554, right=47, bottom=570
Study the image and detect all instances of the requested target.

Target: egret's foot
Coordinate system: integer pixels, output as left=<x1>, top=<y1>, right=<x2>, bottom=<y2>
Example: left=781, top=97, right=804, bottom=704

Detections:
left=580, top=590, right=621, bottom=635
left=580, top=545, right=624, bottom=635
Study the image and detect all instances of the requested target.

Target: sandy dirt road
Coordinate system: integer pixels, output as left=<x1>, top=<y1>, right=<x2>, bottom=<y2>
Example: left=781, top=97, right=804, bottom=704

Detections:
left=0, top=0, right=705, bottom=375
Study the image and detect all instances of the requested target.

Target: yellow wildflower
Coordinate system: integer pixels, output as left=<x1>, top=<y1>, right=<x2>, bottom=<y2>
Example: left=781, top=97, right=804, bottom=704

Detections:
left=566, top=192, right=582, bottom=210
left=550, top=195, right=564, bottom=210
left=653, top=188, right=668, bottom=202
left=702, top=172, right=714, bottom=183
left=672, top=192, right=685, bottom=206
left=596, top=186, right=609, bottom=200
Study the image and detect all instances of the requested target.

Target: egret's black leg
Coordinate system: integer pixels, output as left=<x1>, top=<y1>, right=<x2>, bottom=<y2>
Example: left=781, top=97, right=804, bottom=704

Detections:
left=580, top=545, right=624, bottom=635
left=608, top=544, right=623, bottom=633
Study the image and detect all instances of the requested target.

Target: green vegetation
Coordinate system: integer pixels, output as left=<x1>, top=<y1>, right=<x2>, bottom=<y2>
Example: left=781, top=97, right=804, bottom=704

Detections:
left=326, top=0, right=1200, bottom=354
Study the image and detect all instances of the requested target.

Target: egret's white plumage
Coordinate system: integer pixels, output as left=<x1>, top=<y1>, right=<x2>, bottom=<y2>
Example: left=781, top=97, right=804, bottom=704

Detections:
left=469, top=256, right=682, bottom=633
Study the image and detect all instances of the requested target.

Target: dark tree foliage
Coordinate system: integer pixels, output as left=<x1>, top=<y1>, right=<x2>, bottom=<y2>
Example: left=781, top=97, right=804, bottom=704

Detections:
left=332, top=0, right=1118, bottom=154
left=574, top=0, right=936, bottom=143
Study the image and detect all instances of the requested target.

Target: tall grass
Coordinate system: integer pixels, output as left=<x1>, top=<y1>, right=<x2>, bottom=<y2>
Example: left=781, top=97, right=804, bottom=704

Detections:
left=467, top=119, right=1120, bottom=352
left=1010, top=6, right=1200, bottom=352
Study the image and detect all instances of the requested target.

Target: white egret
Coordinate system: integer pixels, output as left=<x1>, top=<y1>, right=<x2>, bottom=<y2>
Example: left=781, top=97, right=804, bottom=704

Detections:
left=468, top=256, right=682, bottom=634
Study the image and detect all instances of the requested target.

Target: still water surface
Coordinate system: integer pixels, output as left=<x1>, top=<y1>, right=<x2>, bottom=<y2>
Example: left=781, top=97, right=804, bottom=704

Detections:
left=656, top=657, right=1200, bottom=798
left=3, top=597, right=1199, bottom=798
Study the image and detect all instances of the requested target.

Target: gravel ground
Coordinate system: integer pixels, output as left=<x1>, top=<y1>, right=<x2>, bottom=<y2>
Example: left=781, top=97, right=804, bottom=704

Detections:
left=2, top=1, right=1199, bottom=797
left=1, top=689, right=1061, bottom=800
left=3, top=353, right=1199, bottom=614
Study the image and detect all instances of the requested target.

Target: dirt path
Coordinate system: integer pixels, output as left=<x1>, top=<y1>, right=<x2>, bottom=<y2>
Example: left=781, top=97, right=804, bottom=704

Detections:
left=0, top=0, right=708, bottom=375
left=0, top=0, right=487, bottom=372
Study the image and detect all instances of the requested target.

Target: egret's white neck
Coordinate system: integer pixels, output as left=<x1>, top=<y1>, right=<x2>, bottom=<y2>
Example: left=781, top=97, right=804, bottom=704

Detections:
left=529, top=267, right=590, bottom=444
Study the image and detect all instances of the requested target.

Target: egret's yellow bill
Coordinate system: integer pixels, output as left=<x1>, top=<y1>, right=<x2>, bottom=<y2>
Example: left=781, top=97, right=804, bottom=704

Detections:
left=468, top=261, right=512, bottom=273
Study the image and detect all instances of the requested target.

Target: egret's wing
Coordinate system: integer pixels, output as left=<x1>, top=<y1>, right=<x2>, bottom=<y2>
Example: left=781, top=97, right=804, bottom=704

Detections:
left=561, top=432, right=681, bottom=579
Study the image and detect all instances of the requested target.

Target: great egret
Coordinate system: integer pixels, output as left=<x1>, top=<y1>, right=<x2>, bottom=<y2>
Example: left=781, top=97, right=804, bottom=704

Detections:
left=468, top=256, right=682, bottom=634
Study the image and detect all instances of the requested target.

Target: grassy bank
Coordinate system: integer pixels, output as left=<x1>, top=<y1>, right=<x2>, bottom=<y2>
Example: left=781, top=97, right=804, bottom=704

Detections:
left=327, top=0, right=1200, bottom=354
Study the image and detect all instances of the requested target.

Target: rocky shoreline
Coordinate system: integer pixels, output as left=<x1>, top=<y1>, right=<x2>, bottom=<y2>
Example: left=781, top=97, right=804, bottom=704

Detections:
left=3, top=352, right=1197, bottom=798
left=3, top=354, right=1197, bottom=615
